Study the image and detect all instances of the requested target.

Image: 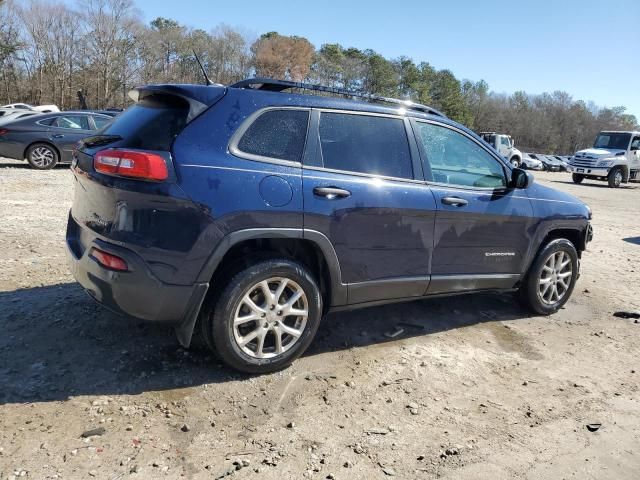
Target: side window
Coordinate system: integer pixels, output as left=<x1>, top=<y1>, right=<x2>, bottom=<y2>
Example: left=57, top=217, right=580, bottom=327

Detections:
left=414, top=122, right=506, bottom=188
left=236, top=109, right=309, bottom=162
left=631, top=137, right=640, bottom=151
left=55, top=115, right=90, bottom=130
left=92, top=115, right=111, bottom=129
left=36, top=117, right=57, bottom=126
left=500, top=136, right=511, bottom=146
left=318, top=112, right=413, bottom=179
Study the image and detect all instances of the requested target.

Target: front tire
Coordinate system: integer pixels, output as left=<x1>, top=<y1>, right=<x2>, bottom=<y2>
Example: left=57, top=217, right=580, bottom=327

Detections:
left=608, top=167, right=623, bottom=188
left=519, top=239, right=579, bottom=315
left=202, top=258, right=322, bottom=374
left=26, top=143, right=58, bottom=170
left=572, top=173, right=584, bottom=184
left=510, top=158, right=520, bottom=168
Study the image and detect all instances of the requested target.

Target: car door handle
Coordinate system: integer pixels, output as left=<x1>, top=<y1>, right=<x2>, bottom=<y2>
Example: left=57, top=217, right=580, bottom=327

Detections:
left=313, top=186, right=351, bottom=199
left=51, top=134, right=64, bottom=139
left=441, top=196, right=468, bottom=207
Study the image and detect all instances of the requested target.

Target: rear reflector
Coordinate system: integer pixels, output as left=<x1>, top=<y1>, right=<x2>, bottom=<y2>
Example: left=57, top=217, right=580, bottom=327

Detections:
left=94, top=149, right=168, bottom=181
left=0, top=129, right=8, bottom=136
left=89, top=247, right=129, bottom=272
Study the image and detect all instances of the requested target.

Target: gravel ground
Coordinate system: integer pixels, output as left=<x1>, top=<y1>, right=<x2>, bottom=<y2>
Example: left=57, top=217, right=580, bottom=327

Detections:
left=1, top=158, right=639, bottom=480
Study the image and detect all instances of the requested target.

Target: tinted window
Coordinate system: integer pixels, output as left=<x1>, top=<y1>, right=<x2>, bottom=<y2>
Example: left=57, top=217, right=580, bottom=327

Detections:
left=36, top=117, right=56, bottom=126
left=92, top=115, right=111, bottom=129
left=237, top=109, right=309, bottom=162
left=414, top=122, right=506, bottom=188
left=319, top=113, right=413, bottom=179
left=55, top=115, right=91, bottom=130
left=102, top=94, right=189, bottom=151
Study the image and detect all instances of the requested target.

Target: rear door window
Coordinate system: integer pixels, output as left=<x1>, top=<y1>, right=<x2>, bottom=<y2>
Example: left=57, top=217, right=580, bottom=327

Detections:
left=235, top=109, right=309, bottom=163
left=318, top=112, right=413, bottom=179
left=55, top=115, right=91, bottom=130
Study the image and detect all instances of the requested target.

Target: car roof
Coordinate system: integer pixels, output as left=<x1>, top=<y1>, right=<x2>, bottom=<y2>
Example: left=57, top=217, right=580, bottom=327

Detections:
left=225, top=85, right=475, bottom=138
left=47, top=111, right=111, bottom=116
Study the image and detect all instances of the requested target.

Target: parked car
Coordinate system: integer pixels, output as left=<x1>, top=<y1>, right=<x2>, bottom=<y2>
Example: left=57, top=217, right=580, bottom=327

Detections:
left=520, top=153, right=544, bottom=170
left=0, top=111, right=113, bottom=169
left=537, top=154, right=563, bottom=171
left=0, top=110, right=41, bottom=126
left=552, top=155, right=570, bottom=171
left=66, top=79, right=593, bottom=373
left=2, top=102, right=60, bottom=113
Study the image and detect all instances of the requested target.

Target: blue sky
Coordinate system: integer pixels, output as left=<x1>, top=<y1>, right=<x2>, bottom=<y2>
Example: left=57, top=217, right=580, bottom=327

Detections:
left=130, top=0, right=640, bottom=119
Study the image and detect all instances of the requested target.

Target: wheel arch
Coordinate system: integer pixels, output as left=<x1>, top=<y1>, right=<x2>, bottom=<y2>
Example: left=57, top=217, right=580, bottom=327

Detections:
left=196, top=229, right=347, bottom=309
left=523, top=227, right=585, bottom=280
left=614, top=164, right=630, bottom=182
left=23, top=140, right=61, bottom=161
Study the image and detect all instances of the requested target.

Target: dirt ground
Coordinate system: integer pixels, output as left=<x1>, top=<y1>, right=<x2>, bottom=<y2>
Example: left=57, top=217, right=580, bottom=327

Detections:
left=1, top=158, right=639, bottom=480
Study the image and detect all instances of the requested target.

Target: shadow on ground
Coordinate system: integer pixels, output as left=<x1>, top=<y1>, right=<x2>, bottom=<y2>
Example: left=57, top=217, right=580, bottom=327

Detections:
left=0, top=159, right=69, bottom=169
left=0, top=282, right=531, bottom=405
left=623, top=236, right=640, bottom=245
left=549, top=178, right=637, bottom=189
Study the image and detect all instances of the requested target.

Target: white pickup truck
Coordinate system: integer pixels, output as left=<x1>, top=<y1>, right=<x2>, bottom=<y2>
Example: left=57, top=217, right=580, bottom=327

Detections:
left=569, top=131, right=640, bottom=187
left=479, top=132, right=523, bottom=167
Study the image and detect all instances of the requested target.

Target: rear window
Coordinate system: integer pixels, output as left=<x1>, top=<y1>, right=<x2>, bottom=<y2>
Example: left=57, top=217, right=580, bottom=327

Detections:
left=92, top=115, right=111, bottom=129
left=101, top=94, right=189, bottom=151
left=235, top=109, right=309, bottom=162
left=319, top=112, right=413, bottom=179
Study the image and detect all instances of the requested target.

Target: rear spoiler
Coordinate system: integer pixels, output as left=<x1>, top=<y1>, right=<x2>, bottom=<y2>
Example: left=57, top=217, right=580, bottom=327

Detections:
left=128, top=84, right=226, bottom=122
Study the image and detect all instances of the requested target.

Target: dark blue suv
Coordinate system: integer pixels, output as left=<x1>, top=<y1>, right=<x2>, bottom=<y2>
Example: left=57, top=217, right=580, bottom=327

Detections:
left=66, top=79, right=593, bottom=373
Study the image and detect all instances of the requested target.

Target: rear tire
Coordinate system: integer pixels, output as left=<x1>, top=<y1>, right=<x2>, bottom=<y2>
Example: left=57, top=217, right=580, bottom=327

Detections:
left=26, top=143, right=58, bottom=170
left=572, top=173, right=584, bottom=184
left=201, top=258, right=322, bottom=374
left=608, top=167, right=623, bottom=188
left=519, top=239, right=579, bottom=315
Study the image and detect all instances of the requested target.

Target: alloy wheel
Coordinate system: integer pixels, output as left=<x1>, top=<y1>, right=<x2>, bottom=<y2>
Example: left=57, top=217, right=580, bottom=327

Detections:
left=233, top=277, right=308, bottom=359
left=537, top=251, right=573, bottom=305
left=30, top=146, right=55, bottom=167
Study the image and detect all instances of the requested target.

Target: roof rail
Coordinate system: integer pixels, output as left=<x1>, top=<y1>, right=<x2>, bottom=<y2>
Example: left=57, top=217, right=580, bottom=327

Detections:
left=229, top=78, right=446, bottom=118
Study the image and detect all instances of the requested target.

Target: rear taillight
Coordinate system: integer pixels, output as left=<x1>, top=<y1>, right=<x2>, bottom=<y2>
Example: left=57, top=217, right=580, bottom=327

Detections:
left=94, top=149, right=168, bottom=181
left=0, top=129, right=9, bottom=136
left=89, top=247, right=128, bottom=272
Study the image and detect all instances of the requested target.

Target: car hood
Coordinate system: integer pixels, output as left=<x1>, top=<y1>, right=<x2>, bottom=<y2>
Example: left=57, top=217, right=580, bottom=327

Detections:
left=527, top=181, right=587, bottom=211
left=575, top=147, right=625, bottom=159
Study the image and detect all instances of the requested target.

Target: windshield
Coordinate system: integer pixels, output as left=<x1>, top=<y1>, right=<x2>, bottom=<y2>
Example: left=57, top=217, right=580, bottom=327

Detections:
left=594, top=133, right=631, bottom=150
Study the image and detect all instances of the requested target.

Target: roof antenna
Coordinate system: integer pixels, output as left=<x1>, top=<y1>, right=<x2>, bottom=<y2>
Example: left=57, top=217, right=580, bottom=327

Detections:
left=193, top=50, right=213, bottom=86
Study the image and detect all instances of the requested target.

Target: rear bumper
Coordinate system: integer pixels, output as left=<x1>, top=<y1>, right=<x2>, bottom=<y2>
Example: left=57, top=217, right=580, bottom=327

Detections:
left=66, top=211, right=208, bottom=327
left=0, top=140, right=25, bottom=160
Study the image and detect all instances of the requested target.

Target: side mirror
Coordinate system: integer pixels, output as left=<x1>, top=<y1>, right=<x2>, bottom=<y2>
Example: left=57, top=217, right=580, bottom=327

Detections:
left=510, top=167, right=531, bottom=189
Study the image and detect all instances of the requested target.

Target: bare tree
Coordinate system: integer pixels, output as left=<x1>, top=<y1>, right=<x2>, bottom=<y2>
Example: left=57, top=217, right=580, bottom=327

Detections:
left=79, top=0, right=141, bottom=107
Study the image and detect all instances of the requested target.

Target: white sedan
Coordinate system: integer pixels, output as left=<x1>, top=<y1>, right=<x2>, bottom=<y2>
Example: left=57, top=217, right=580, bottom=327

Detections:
left=1, top=103, right=60, bottom=113
left=521, top=153, right=544, bottom=170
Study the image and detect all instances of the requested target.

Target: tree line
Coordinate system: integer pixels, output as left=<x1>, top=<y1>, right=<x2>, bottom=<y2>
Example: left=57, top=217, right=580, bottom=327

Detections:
left=1, top=0, right=637, bottom=154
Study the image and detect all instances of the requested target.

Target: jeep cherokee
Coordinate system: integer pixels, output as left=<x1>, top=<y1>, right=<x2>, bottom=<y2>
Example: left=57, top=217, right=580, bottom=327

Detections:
left=66, top=79, right=593, bottom=373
